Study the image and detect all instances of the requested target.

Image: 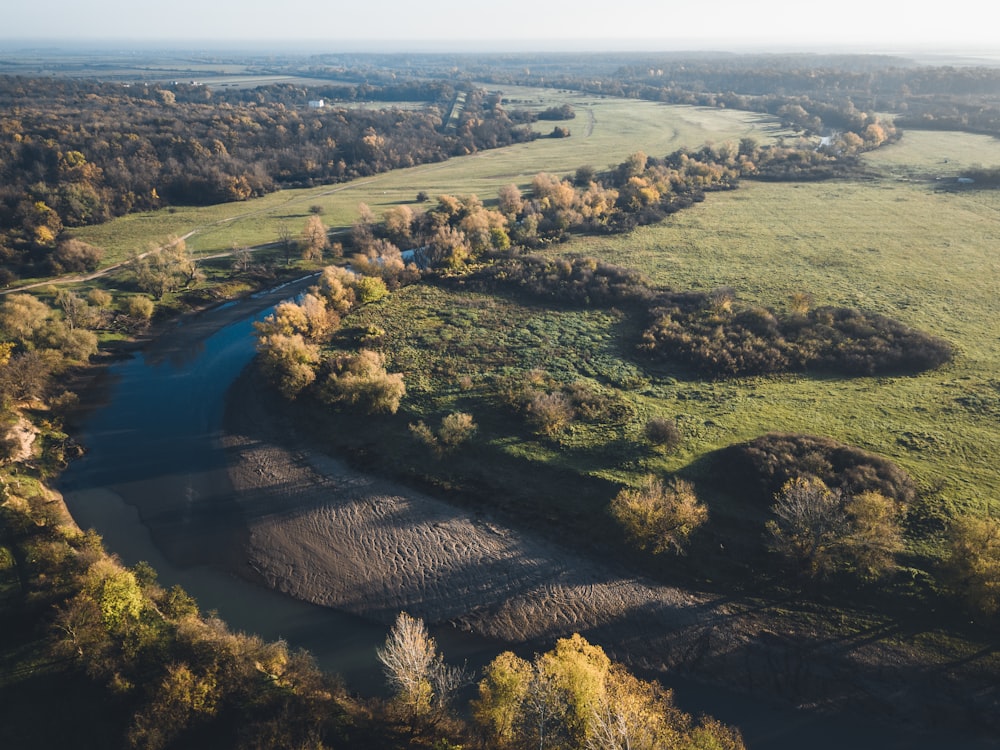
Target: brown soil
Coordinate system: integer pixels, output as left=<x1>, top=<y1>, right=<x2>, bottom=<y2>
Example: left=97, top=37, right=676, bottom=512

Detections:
left=222, top=369, right=999, bottom=735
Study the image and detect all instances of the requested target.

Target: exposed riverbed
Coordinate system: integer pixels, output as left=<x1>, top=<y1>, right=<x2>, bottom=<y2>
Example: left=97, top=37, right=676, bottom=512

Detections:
left=58, top=280, right=998, bottom=749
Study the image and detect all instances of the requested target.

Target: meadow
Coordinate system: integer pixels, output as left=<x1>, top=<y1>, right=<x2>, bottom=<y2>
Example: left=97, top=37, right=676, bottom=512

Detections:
left=68, top=89, right=792, bottom=263
left=64, top=91, right=1000, bottom=590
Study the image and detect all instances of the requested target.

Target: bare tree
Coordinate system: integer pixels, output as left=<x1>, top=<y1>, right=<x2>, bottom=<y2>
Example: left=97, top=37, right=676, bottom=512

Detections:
left=376, top=612, right=469, bottom=725
left=377, top=612, right=438, bottom=720
left=766, top=477, right=903, bottom=580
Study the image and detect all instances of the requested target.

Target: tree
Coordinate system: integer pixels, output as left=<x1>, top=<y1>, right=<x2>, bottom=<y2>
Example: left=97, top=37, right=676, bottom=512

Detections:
left=319, top=349, right=405, bottom=414
left=231, top=243, right=252, bottom=274
left=0, top=293, right=51, bottom=347
left=843, top=489, right=904, bottom=580
left=473, top=652, right=533, bottom=748
left=56, top=290, right=90, bottom=330
left=383, top=204, right=415, bottom=246
left=255, top=293, right=336, bottom=343
left=766, top=477, right=903, bottom=580
left=130, top=238, right=200, bottom=300
left=497, top=183, right=524, bottom=218
left=277, top=223, right=295, bottom=266
left=352, top=275, right=390, bottom=304
left=945, top=514, right=1000, bottom=616
left=474, top=635, right=745, bottom=750
left=51, top=238, right=103, bottom=274
left=611, top=476, right=708, bottom=555
left=585, top=665, right=687, bottom=750
left=314, top=266, right=356, bottom=315
left=377, top=612, right=466, bottom=725
left=256, top=333, right=320, bottom=399
left=301, top=214, right=329, bottom=262
left=767, top=477, right=848, bottom=578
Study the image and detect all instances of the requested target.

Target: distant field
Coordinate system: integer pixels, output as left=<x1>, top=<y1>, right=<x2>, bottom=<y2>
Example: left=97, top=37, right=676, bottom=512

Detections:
left=864, top=128, right=1000, bottom=178
left=69, top=94, right=791, bottom=263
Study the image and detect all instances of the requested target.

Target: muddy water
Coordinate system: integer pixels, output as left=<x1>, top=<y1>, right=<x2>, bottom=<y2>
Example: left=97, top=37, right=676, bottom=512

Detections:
left=57, top=283, right=996, bottom=750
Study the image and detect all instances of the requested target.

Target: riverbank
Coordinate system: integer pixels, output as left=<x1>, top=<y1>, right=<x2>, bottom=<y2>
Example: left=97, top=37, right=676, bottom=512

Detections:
left=221, top=367, right=1000, bottom=744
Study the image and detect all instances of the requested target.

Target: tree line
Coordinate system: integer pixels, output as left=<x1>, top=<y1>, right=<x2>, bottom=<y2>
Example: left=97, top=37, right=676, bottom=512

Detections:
left=0, top=76, right=536, bottom=284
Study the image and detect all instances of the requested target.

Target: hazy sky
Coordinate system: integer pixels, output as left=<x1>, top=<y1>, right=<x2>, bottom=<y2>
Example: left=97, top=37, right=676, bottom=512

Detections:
left=2, top=0, right=995, bottom=52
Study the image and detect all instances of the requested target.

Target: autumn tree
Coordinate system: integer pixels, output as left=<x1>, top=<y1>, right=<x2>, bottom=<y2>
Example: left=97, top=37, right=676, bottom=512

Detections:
left=377, top=612, right=467, bottom=725
left=945, top=514, right=1000, bottom=616
left=317, top=266, right=358, bottom=315
left=383, top=204, right=415, bottom=247
left=0, top=293, right=51, bottom=347
left=473, top=635, right=744, bottom=750
left=130, top=238, right=200, bottom=300
left=611, top=476, right=708, bottom=555
left=254, top=293, right=337, bottom=343
left=256, top=333, right=320, bottom=399
left=766, top=477, right=904, bottom=580
left=319, top=349, right=405, bottom=414
left=300, top=214, right=329, bottom=262
left=497, top=183, right=524, bottom=218
left=51, top=237, right=103, bottom=274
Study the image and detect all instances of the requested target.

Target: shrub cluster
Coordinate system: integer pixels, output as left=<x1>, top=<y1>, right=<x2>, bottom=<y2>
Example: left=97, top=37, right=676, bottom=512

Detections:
left=641, top=296, right=953, bottom=377
left=460, top=253, right=652, bottom=307
left=454, top=251, right=952, bottom=379
left=715, top=432, right=918, bottom=507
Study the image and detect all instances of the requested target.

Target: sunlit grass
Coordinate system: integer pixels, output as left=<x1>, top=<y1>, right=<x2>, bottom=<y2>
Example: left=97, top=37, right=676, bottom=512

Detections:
left=68, top=94, right=791, bottom=264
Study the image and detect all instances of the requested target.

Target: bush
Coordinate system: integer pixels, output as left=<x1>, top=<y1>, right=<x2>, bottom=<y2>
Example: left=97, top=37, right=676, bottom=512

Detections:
left=714, top=433, right=917, bottom=507
left=644, top=417, right=682, bottom=452
left=319, top=349, right=405, bottom=414
left=438, top=412, right=477, bottom=450
left=640, top=297, right=953, bottom=378
left=525, top=391, right=575, bottom=437
left=611, top=475, right=708, bottom=555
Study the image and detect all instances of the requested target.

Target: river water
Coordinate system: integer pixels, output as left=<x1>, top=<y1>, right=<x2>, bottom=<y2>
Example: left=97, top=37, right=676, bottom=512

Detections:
left=57, top=281, right=996, bottom=749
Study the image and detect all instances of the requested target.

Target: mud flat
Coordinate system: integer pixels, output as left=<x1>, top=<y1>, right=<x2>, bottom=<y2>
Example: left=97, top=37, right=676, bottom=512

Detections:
left=223, top=369, right=999, bottom=743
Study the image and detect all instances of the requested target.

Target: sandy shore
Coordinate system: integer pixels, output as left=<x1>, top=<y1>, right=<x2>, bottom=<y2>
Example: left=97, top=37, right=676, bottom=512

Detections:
left=221, top=369, right=998, bottom=732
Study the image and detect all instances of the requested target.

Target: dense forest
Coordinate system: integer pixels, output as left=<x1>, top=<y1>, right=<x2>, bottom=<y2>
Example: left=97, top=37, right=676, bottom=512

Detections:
left=0, top=77, right=534, bottom=283
left=295, top=51, right=1000, bottom=136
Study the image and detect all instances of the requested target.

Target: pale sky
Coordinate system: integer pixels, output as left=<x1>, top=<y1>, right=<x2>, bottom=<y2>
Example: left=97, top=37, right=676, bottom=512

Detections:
left=2, top=0, right=996, bottom=53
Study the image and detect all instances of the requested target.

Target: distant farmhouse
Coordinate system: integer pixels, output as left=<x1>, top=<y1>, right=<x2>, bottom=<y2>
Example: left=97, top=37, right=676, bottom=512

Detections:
left=308, top=99, right=325, bottom=109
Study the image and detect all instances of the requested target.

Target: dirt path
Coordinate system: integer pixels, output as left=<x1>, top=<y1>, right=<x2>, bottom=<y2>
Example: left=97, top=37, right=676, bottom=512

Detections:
left=221, top=369, right=999, bottom=736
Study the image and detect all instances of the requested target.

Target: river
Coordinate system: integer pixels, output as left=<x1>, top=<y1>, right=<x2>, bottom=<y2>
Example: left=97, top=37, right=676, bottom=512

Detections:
left=56, top=280, right=997, bottom=749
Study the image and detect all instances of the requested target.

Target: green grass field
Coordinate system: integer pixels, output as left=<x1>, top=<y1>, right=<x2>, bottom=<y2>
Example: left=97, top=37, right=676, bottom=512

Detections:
left=67, top=93, right=792, bottom=264
left=62, top=97, right=1000, bottom=582
left=552, top=135, right=1000, bottom=520
left=317, top=126, right=1000, bottom=588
